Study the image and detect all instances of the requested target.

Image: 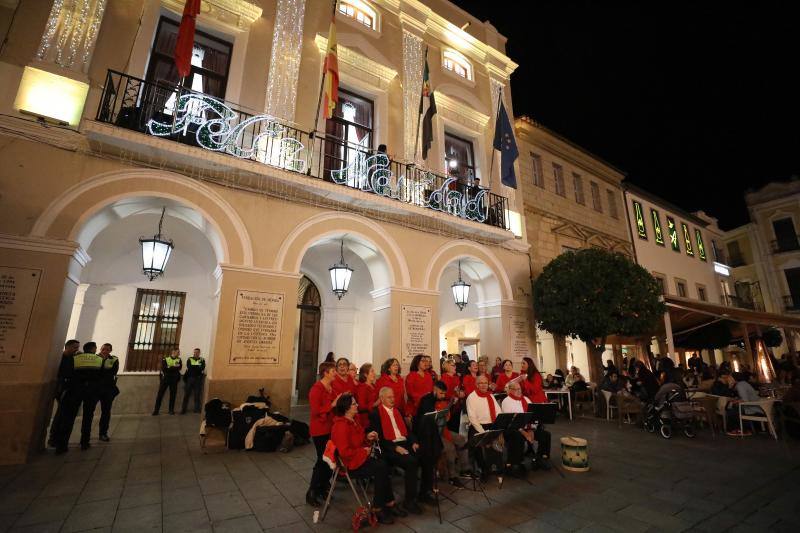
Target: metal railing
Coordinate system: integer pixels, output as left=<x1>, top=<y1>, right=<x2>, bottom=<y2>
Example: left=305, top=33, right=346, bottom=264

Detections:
left=722, top=294, right=764, bottom=312
left=770, top=237, right=800, bottom=253
left=95, top=70, right=510, bottom=230
left=727, top=254, right=747, bottom=267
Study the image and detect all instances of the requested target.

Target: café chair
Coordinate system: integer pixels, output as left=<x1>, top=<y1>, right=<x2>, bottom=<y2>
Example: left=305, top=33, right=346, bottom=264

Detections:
left=601, top=390, right=617, bottom=421
left=617, top=394, right=642, bottom=428
left=738, top=399, right=778, bottom=440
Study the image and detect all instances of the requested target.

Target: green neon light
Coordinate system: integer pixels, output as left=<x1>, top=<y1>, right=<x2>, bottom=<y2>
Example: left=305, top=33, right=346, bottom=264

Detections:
left=682, top=222, right=694, bottom=256
left=633, top=201, right=647, bottom=239
left=651, top=209, right=664, bottom=246
left=667, top=217, right=680, bottom=252
left=695, top=229, right=707, bottom=261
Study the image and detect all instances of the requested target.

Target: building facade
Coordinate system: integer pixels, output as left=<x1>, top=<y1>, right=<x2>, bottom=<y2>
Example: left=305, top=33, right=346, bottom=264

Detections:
left=0, top=0, right=535, bottom=464
left=515, top=116, right=633, bottom=378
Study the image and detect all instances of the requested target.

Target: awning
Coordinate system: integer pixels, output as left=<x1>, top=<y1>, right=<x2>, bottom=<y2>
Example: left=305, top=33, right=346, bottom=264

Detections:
left=663, top=295, right=800, bottom=335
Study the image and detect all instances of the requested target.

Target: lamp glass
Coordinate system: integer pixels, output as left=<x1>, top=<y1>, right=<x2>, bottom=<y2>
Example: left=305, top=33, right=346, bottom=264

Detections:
left=329, top=263, right=353, bottom=299
left=140, top=237, right=174, bottom=280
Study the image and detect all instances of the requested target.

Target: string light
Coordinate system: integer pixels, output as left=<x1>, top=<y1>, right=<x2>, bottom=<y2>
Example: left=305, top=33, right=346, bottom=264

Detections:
left=37, top=0, right=64, bottom=61
left=402, top=30, right=424, bottom=162
left=64, top=0, right=90, bottom=68
left=264, top=0, right=306, bottom=122
left=81, top=0, right=107, bottom=67
left=55, top=0, right=77, bottom=66
left=36, top=0, right=107, bottom=72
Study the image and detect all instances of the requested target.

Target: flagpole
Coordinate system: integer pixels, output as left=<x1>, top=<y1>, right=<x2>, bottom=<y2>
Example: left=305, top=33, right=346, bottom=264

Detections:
left=309, top=0, right=339, bottom=175
left=488, top=88, right=503, bottom=191
left=412, top=46, right=429, bottom=166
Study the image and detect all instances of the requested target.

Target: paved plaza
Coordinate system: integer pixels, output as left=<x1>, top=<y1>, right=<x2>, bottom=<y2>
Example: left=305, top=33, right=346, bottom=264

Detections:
left=1, top=410, right=798, bottom=533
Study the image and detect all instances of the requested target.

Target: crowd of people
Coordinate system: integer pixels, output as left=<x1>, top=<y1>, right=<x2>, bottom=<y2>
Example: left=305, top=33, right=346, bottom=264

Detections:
left=306, top=351, right=553, bottom=524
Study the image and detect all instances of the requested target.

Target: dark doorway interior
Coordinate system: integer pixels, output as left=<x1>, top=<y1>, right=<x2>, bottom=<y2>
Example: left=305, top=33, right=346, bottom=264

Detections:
left=296, top=277, right=321, bottom=400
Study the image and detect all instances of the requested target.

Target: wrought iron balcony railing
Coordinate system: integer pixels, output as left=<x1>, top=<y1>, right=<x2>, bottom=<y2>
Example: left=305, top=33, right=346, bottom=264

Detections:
left=771, top=237, right=800, bottom=254
left=722, top=294, right=764, bottom=312
left=783, top=295, right=800, bottom=312
left=95, top=70, right=510, bottom=231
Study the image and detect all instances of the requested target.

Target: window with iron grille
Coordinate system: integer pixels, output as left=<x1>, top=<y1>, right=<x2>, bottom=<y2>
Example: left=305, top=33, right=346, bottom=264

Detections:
left=553, top=164, right=565, bottom=196
left=126, top=289, right=186, bottom=372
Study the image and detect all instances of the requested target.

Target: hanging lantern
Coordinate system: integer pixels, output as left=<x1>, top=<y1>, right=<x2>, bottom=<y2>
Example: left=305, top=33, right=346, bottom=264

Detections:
left=451, top=260, right=470, bottom=311
left=139, top=207, right=174, bottom=281
left=329, top=239, right=353, bottom=300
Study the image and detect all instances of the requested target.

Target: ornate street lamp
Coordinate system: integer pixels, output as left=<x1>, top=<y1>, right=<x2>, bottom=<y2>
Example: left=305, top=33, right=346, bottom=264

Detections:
left=329, top=239, right=353, bottom=300
left=451, top=260, right=470, bottom=310
left=139, top=207, right=174, bottom=281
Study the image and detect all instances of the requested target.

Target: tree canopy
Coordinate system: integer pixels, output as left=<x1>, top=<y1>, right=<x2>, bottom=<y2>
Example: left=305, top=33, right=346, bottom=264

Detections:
left=532, top=248, right=666, bottom=351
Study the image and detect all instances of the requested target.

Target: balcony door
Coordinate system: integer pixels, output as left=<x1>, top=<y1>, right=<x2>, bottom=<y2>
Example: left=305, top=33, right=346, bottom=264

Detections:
left=773, top=218, right=798, bottom=252
left=785, top=268, right=800, bottom=308
left=324, top=89, right=374, bottom=185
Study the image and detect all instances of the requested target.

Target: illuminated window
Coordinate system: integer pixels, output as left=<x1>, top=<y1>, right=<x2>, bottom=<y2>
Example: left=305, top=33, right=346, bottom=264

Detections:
left=651, top=209, right=664, bottom=246
left=126, top=289, right=186, bottom=372
left=666, top=216, right=680, bottom=252
left=338, top=0, right=378, bottom=30
left=591, top=182, right=602, bottom=212
left=632, top=201, right=646, bottom=239
left=573, top=173, right=585, bottom=205
left=531, top=153, right=544, bottom=188
left=695, top=229, right=707, bottom=261
left=682, top=222, right=694, bottom=256
left=553, top=164, right=565, bottom=196
left=445, top=132, right=476, bottom=181
left=442, top=49, right=473, bottom=81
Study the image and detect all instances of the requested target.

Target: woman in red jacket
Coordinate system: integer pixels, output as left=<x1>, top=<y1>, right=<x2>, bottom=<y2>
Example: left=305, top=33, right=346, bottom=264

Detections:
left=494, top=359, right=519, bottom=393
left=462, top=360, right=479, bottom=396
left=520, top=357, right=547, bottom=403
left=440, top=360, right=461, bottom=400
left=405, top=354, right=434, bottom=419
left=355, top=363, right=379, bottom=427
left=376, top=358, right=406, bottom=415
left=331, top=395, right=404, bottom=524
left=332, top=357, right=358, bottom=396
left=306, top=362, right=339, bottom=507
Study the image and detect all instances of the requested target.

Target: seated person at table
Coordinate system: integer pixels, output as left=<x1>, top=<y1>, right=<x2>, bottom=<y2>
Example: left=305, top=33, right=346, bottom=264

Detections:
left=566, top=366, right=587, bottom=391
left=465, top=375, right=503, bottom=482
left=724, top=373, right=765, bottom=436
left=414, top=381, right=468, bottom=490
left=553, top=369, right=566, bottom=387
left=711, top=370, right=737, bottom=397
left=631, top=362, right=659, bottom=401
left=330, top=394, right=404, bottom=524
left=600, top=371, right=623, bottom=394
left=501, top=382, right=551, bottom=474
left=368, top=387, right=423, bottom=514
left=543, top=374, right=560, bottom=389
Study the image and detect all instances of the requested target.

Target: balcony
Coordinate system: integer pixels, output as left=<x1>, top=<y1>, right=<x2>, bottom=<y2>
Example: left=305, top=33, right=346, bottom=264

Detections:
left=727, top=254, right=747, bottom=267
left=92, top=70, right=510, bottom=233
left=783, top=295, right=800, bottom=312
left=722, top=294, right=764, bottom=312
left=770, top=237, right=800, bottom=254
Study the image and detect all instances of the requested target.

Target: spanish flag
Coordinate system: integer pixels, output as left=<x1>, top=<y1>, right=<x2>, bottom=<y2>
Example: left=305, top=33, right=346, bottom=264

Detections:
left=323, top=18, right=339, bottom=119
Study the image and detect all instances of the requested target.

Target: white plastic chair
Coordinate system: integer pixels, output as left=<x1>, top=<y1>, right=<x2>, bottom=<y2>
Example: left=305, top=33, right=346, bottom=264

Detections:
left=738, top=399, right=778, bottom=439
left=601, top=390, right=617, bottom=421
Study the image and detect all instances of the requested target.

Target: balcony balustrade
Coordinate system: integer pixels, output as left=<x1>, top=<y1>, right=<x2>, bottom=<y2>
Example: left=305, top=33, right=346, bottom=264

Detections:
left=770, top=237, right=800, bottom=254
left=783, top=295, right=800, bottom=312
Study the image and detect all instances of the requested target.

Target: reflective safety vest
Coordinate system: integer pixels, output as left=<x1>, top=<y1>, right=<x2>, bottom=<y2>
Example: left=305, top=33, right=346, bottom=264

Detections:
left=73, top=352, right=103, bottom=370
left=102, top=355, right=118, bottom=370
left=165, top=356, right=181, bottom=368
left=187, top=357, right=204, bottom=366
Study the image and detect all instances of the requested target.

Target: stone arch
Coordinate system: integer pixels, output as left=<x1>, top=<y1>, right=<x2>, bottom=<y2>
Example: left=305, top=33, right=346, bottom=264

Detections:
left=275, top=212, right=411, bottom=289
left=423, top=240, right=513, bottom=301
left=31, top=169, right=254, bottom=265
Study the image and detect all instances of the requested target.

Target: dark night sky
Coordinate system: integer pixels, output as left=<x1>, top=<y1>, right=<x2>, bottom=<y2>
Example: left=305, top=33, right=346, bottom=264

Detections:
left=451, top=0, right=800, bottom=229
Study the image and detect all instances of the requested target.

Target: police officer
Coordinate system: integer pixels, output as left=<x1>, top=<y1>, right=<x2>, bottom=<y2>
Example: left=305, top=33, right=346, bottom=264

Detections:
left=54, top=341, right=103, bottom=453
left=152, top=348, right=182, bottom=415
left=48, top=339, right=81, bottom=448
left=97, top=343, right=119, bottom=442
left=181, top=348, right=205, bottom=414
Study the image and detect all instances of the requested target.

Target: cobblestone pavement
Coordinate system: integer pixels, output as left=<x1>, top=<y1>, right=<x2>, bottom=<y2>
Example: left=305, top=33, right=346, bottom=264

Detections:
left=1, top=409, right=798, bottom=533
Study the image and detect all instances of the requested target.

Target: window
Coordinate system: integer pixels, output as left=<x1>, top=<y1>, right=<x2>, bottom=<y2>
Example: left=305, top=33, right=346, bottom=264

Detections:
left=681, top=222, right=694, bottom=256
left=442, top=49, right=473, bottom=81
left=531, top=153, right=544, bottom=188
left=553, top=164, right=565, bottom=196
left=146, top=17, right=233, bottom=101
left=651, top=209, right=664, bottom=246
left=573, top=173, right=585, bottom=205
left=324, top=89, right=374, bottom=183
left=338, top=0, right=378, bottom=30
left=126, top=289, right=186, bottom=372
left=591, top=182, right=603, bottom=212
left=696, top=285, right=707, bottom=302
left=653, top=273, right=667, bottom=295
left=607, top=190, right=618, bottom=219
left=666, top=216, right=680, bottom=252
left=695, top=229, right=707, bottom=261
left=444, top=132, right=476, bottom=182
left=772, top=217, right=799, bottom=252
left=675, top=279, right=688, bottom=298
left=632, top=200, right=646, bottom=239
left=728, top=240, right=744, bottom=265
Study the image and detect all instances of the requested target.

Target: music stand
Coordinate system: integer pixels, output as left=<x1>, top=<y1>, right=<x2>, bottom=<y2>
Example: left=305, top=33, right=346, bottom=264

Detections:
left=527, top=402, right=563, bottom=477
left=461, top=429, right=503, bottom=504
left=422, top=408, right=455, bottom=523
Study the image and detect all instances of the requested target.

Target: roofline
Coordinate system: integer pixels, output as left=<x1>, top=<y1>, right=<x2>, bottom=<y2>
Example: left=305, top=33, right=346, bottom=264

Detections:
left=622, top=182, right=709, bottom=227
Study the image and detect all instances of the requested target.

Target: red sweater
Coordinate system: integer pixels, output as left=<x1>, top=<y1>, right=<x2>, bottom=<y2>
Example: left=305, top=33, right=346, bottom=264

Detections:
left=332, top=374, right=358, bottom=396
left=441, top=373, right=460, bottom=399
left=309, top=381, right=336, bottom=437
left=376, top=374, right=406, bottom=415
left=330, top=416, right=369, bottom=470
left=522, top=372, right=548, bottom=403
left=355, top=382, right=378, bottom=427
left=494, top=372, right=519, bottom=393
left=405, top=371, right=434, bottom=417
left=462, top=374, right=478, bottom=396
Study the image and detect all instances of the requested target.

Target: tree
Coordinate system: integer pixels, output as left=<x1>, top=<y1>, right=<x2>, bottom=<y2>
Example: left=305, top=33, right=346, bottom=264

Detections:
left=532, top=248, right=666, bottom=380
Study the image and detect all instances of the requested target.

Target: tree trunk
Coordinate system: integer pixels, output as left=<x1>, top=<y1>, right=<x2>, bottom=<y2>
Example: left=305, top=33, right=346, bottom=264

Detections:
left=587, top=337, right=606, bottom=383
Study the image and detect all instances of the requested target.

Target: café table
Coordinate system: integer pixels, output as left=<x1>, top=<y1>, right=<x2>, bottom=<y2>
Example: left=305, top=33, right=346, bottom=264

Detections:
left=545, top=388, right=573, bottom=421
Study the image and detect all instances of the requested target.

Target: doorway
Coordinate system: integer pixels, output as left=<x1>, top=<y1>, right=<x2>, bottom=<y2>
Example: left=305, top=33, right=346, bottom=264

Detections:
left=296, top=277, right=321, bottom=399
left=458, top=339, right=479, bottom=361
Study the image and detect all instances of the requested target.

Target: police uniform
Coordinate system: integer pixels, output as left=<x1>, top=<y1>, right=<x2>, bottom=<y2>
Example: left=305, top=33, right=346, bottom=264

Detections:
left=153, top=354, right=182, bottom=415
left=54, top=351, right=103, bottom=452
left=181, top=355, right=206, bottom=414
left=98, top=354, right=119, bottom=440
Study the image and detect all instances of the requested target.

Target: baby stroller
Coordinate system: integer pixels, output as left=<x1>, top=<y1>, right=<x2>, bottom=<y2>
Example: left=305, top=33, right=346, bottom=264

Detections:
left=643, top=389, right=696, bottom=439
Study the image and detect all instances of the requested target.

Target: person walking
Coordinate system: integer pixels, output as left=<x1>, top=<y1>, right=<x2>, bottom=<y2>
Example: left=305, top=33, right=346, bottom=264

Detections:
left=97, top=343, right=119, bottom=442
left=53, top=342, right=104, bottom=453
left=152, top=349, right=182, bottom=415
left=181, top=348, right=205, bottom=414
left=47, top=339, right=81, bottom=448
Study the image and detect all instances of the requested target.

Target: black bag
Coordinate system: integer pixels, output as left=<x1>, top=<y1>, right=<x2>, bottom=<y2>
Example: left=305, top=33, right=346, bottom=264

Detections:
left=252, top=425, right=288, bottom=452
left=204, top=398, right=232, bottom=428
left=289, top=420, right=310, bottom=444
left=245, top=388, right=272, bottom=409
left=228, top=406, right=268, bottom=449
left=270, top=412, right=290, bottom=423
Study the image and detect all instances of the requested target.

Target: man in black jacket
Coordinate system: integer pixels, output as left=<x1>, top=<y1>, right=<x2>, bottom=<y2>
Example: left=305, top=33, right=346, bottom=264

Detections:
left=181, top=348, right=206, bottom=414
left=47, top=339, right=81, bottom=447
left=413, top=381, right=446, bottom=500
left=97, top=343, right=119, bottom=442
left=368, top=387, right=423, bottom=514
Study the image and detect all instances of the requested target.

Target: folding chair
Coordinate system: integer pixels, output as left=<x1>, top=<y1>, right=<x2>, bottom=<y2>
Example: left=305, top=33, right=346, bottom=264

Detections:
left=739, top=399, right=778, bottom=440
left=319, top=452, right=373, bottom=523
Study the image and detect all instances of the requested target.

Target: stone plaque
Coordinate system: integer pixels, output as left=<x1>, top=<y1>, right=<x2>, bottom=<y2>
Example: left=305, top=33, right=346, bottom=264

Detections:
left=510, top=314, right=531, bottom=360
left=229, top=290, right=284, bottom=365
left=0, top=267, right=42, bottom=364
left=401, top=305, right=431, bottom=364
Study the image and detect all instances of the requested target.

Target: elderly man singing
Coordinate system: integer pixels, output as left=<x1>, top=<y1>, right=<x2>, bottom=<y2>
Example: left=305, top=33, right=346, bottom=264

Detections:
left=368, top=386, right=423, bottom=515
left=465, top=374, right=503, bottom=482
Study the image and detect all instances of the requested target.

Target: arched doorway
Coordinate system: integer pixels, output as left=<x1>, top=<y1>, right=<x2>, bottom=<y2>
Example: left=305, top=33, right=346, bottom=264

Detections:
left=296, top=276, right=321, bottom=398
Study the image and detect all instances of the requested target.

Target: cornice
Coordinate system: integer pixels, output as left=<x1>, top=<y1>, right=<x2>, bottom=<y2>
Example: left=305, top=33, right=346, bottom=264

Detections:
left=436, top=92, right=490, bottom=131
left=315, top=34, right=399, bottom=87
left=162, top=0, right=261, bottom=31
left=0, top=233, right=91, bottom=266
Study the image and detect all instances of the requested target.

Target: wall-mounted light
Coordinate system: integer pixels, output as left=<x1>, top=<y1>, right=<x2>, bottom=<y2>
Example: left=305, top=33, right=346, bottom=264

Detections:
left=14, top=66, right=89, bottom=126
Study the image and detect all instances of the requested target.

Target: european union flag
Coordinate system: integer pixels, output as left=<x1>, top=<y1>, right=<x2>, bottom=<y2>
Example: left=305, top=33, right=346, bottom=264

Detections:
left=492, top=100, right=518, bottom=189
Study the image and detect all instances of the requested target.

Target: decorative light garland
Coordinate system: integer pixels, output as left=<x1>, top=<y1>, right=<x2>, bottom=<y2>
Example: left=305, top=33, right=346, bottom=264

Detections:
left=81, top=0, right=106, bottom=67
left=36, top=0, right=107, bottom=72
left=37, top=0, right=65, bottom=61
left=264, top=0, right=306, bottom=121
left=402, top=30, right=424, bottom=162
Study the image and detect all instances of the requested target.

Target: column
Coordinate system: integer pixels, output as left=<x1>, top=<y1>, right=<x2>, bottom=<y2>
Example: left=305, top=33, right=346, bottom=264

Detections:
left=207, top=266, right=301, bottom=412
left=372, top=288, right=438, bottom=369
left=663, top=310, right=676, bottom=363
left=477, top=300, right=534, bottom=363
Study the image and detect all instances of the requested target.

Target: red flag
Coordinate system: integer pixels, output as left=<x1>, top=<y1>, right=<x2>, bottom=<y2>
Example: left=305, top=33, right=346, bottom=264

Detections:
left=174, top=0, right=201, bottom=79
left=322, top=18, right=338, bottom=119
